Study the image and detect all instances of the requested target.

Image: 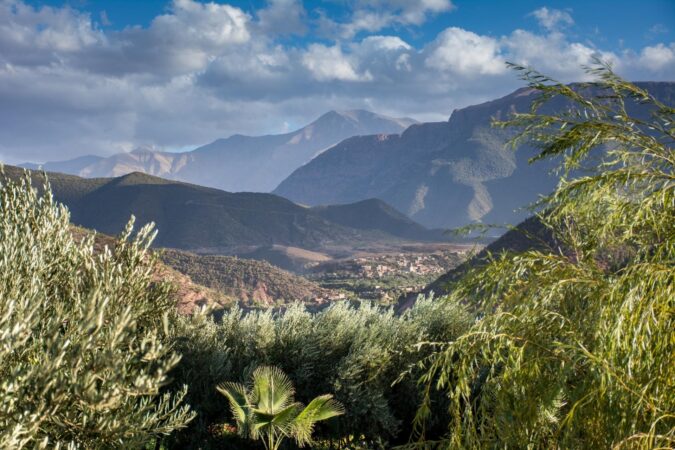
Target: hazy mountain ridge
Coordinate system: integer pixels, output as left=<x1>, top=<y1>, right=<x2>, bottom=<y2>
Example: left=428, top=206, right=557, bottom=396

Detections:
left=311, top=198, right=439, bottom=241
left=2, top=165, right=441, bottom=258
left=275, top=82, right=675, bottom=228
left=22, top=110, right=417, bottom=193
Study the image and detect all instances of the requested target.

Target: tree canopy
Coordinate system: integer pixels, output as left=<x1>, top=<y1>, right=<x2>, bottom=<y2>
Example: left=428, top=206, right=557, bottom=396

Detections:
left=414, top=63, right=674, bottom=448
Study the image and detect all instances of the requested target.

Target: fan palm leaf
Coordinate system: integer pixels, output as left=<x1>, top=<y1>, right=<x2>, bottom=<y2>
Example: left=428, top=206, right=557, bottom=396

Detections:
left=292, top=394, right=346, bottom=446
left=218, top=365, right=345, bottom=449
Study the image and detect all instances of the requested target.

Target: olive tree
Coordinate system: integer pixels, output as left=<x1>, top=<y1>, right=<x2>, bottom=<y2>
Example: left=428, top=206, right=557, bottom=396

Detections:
left=0, top=172, right=195, bottom=448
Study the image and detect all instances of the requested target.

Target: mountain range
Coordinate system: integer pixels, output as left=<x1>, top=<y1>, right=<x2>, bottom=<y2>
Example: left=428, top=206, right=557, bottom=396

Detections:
left=2, top=165, right=444, bottom=258
left=20, top=83, right=674, bottom=233
left=22, top=110, right=416, bottom=193
left=275, top=82, right=675, bottom=228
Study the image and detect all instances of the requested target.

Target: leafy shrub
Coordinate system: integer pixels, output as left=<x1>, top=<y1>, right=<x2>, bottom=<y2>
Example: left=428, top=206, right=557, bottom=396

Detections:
left=0, top=172, right=194, bottom=448
left=168, top=296, right=471, bottom=449
left=415, top=65, right=675, bottom=448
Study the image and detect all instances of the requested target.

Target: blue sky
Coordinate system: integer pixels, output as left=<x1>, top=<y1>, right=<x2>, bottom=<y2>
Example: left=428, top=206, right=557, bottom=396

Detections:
left=24, top=0, right=674, bottom=50
left=1, top=0, right=673, bottom=163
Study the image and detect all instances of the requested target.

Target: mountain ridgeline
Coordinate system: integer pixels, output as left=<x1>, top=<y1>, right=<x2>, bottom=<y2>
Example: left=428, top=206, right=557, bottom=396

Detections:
left=23, top=110, right=416, bottom=193
left=2, top=166, right=443, bottom=257
left=275, top=82, right=675, bottom=228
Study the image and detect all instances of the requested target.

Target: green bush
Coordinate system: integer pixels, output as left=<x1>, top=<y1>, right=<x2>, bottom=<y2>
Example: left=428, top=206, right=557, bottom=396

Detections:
left=168, top=296, right=471, bottom=449
left=414, top=65, right=675, bottom=448
left=0, top=172, right=194, bottom=448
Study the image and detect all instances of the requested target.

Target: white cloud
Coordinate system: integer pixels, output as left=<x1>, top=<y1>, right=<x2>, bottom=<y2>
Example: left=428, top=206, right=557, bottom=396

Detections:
left=425, top=27, right=505, bottom=75
left=302, top=44, right=371, bottom=81
left=638, top=43, right=675, bottom=71
left=322, top=0, right=454, bottom=38
left=0, top=0, right=102, bottom=65
left=502, top=30, right=618, bottom=79
left=0, top=0, right=673, bottom=165
left=359, top=35, right=411, bottom=52
left=530, top=7, right=574, bottom=31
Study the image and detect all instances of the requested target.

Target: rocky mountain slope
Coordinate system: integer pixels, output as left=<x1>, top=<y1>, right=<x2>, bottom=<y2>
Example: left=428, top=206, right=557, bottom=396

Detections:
left=160, top=249, right=340, bottom=308
left=3, top=166, right=441, bottom=257
left=275, top=82, right=675, bottom=229
left=70, top=226, right=341, bottom=311
left=22, top=110, right=416, bottom=193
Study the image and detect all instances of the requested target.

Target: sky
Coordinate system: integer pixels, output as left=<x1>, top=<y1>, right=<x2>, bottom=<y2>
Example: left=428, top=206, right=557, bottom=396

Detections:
left=1, top=0, right=673, bottom=164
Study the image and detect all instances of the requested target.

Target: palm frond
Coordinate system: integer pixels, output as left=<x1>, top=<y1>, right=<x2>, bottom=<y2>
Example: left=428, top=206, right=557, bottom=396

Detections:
left=292, top=394, right=345, bottom=447
left=216, top=382, right=250, bottom=435
left=252, top=366, right=296, bottom=414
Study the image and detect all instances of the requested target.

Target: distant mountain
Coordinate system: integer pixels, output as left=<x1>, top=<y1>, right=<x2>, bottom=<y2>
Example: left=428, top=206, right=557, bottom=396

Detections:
left=22, top=110, right=417, bottom=192
left=311, top=198, right=439, bottom=242
left=2, top=166, right=438, bottom=257
left=275, top=82, right=675, bottom=229
left=21, top=154, right=104, bottom=174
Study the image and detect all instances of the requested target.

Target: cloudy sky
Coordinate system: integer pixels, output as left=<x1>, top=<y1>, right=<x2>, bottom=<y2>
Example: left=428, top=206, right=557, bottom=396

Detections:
left=1, top=0, right=673, bottom=164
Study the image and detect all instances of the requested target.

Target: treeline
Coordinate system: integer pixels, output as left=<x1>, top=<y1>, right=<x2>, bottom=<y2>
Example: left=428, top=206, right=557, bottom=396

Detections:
left=0, top=64, right=672, bottom=449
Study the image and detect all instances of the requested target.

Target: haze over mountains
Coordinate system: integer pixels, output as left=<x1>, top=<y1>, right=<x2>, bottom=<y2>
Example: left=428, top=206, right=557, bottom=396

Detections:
left=18, top=83, right=675, bottom=233
left=276, top=82, right=675, bottom=228
left=22, top=110, right=416, bottom=193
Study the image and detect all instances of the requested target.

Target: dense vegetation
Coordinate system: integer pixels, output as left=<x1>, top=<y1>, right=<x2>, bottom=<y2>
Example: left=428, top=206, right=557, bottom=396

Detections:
left=166, top=297, right=470, bottom=448
left=0, top=173, right=194, bottom=448
left=414, top=65, right=674, bottom=448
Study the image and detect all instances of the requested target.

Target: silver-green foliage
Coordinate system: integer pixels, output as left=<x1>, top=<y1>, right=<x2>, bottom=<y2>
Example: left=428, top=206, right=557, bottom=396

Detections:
left=170, top=295, right=471, bottom=447
left=415, top=64, right=674, bottom=448
left=0, top=172, right=195, bottom=449
left=218, top=365, right=345, bottom=450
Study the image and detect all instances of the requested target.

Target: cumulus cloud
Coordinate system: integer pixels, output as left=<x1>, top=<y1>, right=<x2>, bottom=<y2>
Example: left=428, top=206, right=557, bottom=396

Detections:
left=425, top=27, right=505, bottom=75
left=302, top=43, right=371, bottom=81
left=502, top=29, right=618, bottom=79
left=320, top=0, right=454, bottom=38
left=638, top=43, right=675, bottom=71
left=0, top=0, right=672, bottom=164
left=0, top=0, right=102, bottom=66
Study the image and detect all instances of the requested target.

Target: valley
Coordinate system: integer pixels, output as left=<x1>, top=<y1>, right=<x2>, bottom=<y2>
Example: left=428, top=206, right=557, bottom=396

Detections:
left=3, top=1, right=672, bottom=447
left=305, top=243, right=473, bottom=304
left=2, top=164, right=475, bottom=312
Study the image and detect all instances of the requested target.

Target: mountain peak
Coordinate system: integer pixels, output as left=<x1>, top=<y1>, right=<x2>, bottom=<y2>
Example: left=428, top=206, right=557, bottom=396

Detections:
left=112, top=171, right=174, bottom=187
left=310, top=109, right=418, bottom=131
left=130, top=146, right=161, bottom=155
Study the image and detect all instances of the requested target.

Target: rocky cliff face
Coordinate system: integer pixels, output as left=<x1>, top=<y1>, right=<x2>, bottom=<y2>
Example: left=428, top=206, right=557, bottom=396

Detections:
left=275, top=82, right=675, bottom=229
